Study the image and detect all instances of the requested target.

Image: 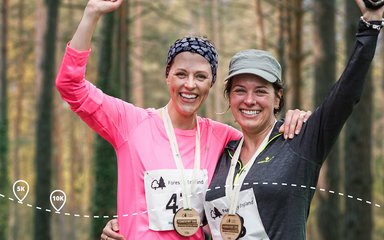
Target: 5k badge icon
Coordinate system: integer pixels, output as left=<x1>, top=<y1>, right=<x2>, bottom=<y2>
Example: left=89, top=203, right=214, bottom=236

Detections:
left=13, top=180, right=29, bottom=203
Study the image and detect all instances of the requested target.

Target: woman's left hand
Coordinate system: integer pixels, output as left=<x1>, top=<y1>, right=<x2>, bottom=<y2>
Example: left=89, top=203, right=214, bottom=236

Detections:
left=279, top=109, right=312, bottom=139
left=356, top=0, right=384, bottom=20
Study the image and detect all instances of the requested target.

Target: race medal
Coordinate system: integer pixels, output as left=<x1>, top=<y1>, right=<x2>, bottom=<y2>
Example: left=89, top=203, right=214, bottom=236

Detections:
left=220, top=214, right=243, bottom=240
left=173, top=208, right=201, bottom=237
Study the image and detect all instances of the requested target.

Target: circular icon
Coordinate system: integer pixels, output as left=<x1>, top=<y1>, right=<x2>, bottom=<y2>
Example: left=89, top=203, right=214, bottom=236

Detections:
left=220, top=213, right=243, bottom=240
left=173, top=208, right=201, bottom=237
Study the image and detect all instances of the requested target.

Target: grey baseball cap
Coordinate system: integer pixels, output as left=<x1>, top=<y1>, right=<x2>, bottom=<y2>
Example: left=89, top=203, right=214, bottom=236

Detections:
left=225, top=49, right=282, bottom=83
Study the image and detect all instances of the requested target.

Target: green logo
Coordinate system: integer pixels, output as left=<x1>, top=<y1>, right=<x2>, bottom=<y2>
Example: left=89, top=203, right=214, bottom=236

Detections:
left=257, top=156, right=274, bottom=164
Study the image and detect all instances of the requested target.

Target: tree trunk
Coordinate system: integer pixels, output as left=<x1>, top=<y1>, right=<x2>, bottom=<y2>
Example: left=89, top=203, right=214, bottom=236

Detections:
left=91, top=11, right=118, bottom=239
left=313, top=1, right=341, bottom=239
left=10, top=0, right=26, bottom=238
left=211, top=0, right=223, bottom=122
left=344, top=1, right=373, bottom=239
left=277, top=0, right=286, bottom=107
left=118, top=0, right=130, bottom=101
left=33, top=1, right=60, bottom=239
left=0, top=0, right=10, bottom=238
left=285, top=0, right=303, bottom=109
left=132, top=0, right=144, bottom=106
left=254, top=0, right=266, bottom=49
left=314, top=0, right=340, bottom=240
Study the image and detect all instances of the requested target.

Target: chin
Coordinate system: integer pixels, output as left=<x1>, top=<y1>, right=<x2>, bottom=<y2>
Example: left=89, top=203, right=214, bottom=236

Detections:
left=182, top=107, right=199, bottom=116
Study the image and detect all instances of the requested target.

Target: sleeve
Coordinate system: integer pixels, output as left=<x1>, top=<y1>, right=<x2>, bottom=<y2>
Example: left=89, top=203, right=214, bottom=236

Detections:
left=290, top=21, right=379, bottom=164
left=55, top=43, right=145, bottom=149
left=211, top=120, right=242, bottom=145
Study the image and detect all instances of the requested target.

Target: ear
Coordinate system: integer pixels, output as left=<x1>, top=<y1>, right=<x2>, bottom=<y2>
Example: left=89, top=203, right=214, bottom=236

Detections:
left=274, top=89, right=283, bottom=109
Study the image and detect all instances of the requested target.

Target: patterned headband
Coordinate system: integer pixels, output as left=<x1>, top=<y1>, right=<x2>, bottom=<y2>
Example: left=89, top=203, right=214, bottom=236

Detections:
left=165, top=36, right=218, bottom=86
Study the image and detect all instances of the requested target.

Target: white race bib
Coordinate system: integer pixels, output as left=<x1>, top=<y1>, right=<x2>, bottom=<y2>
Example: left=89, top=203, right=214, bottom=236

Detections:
left=144, top=169, right=208, bottom=231
left=204, top=188, right=269, bottom=240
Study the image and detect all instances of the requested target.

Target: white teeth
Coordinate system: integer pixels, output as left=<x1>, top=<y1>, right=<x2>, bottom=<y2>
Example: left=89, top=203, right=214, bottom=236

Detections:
left=241, top=110, right=260, bottom=115
left=180, top=93, right=197, bottom=99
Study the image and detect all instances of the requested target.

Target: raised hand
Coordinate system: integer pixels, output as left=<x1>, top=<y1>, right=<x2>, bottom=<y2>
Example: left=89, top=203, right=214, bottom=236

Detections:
left=70, top=0, right=124, bottom=51
left=356, top=0, right=384, bottom=20
left=85, top=0, right=124, bottom=18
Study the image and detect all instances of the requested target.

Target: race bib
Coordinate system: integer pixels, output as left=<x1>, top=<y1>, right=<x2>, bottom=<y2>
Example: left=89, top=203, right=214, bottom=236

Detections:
left=204, top=188, right=269, bottom=240
left=144, top=169, right=208, bottom=231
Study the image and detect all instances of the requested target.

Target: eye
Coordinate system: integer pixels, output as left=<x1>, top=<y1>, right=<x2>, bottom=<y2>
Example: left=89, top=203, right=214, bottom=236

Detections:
left=175, top=72, right=187, bottom=78
left=232, top=88, right=246, bottom=94
left=255, top=88, right=268, bottom=95
left=196, top=74, right=208, bottom=81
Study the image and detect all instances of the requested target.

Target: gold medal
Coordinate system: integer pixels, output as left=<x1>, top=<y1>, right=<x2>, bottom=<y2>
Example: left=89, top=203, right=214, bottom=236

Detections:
left=220, top=213, right=243, bottom=240
left=173, top=208, right=201, bottom=237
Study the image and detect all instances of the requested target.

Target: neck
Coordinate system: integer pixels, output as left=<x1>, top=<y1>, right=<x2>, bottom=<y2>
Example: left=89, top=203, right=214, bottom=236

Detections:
left=163, top=101, right=196, bottom=130
left=240, top=121, right=275, bottom=165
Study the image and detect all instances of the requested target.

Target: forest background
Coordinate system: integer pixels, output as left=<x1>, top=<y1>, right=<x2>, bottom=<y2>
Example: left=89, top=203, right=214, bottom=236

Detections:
left=0, top=0, right=383, bottom=239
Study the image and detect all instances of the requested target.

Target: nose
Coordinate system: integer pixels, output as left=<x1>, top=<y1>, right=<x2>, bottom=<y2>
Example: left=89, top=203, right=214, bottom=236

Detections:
left=184, top=75, right=196, bottom=89
left=244, top=92, right=256, bottom=105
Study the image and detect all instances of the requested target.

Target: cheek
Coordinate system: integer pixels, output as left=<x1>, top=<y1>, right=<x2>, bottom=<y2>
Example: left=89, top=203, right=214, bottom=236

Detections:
left=257, top=97, right=275, bottom=109
left=166, top=75, right=171, bottom=85
left=200, top=84, right=212, bottom=98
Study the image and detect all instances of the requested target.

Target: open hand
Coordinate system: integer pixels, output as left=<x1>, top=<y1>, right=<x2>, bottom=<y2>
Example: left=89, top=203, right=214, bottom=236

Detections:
left=279, top=109, right=312, bottom=139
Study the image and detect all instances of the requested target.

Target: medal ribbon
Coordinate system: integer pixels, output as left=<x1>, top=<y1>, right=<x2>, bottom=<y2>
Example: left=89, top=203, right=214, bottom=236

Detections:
left=162, top=106, right=201, bottom=210
left=225, top=121, right=276, bottom=214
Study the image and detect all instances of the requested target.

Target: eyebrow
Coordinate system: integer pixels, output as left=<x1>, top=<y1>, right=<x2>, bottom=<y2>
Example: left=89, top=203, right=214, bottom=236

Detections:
left=232, top=83, right=268, bottom=88
left=174, top=68, right=210, bottom=74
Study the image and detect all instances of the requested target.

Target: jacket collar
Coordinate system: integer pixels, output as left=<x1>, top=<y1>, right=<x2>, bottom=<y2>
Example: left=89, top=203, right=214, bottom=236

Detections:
left=225, top=120, right=283, bottom=152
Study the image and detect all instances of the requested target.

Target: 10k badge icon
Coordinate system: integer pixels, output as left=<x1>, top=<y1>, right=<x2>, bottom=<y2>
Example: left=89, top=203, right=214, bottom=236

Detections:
left=12, top=180, right=29, bottom=203
left=50, top=190, right=66, bottom=213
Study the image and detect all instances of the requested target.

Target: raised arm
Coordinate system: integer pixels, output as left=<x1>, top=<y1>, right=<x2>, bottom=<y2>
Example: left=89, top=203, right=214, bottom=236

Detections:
left=70, top=0, right=123, bottom=50
left=292, top=0, right=384, bottom=164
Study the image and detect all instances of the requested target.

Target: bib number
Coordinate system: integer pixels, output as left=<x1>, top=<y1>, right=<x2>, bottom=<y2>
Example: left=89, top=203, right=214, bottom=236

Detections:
left=144, top=169, right=208, bottom=231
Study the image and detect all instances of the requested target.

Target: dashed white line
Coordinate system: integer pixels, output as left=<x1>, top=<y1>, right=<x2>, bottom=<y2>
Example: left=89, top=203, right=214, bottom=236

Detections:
left=2, top=182, right=381, bottom=219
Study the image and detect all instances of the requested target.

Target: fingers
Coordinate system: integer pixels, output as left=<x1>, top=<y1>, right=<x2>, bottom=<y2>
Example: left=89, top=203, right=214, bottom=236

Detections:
left=279, top=109, right=312, bottom=139
left=110, top=218, right=120, bottom=232
left=288, top=109, right=300, bottom=139
left=101, top=219, right=125, bottom=240
left=355, top=0, right=384, bottom=20
left=292, top=111, right=308, bottom=136
left=302, top=110, right=312, bottom=123
left=86, top=0, right=124, bottom=16
left=279, top=109, right=295, bottom=139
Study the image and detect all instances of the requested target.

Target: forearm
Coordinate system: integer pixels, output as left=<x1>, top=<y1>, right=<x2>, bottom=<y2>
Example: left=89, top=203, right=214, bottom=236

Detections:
left=70, top=5, right=101, bottom=51
left=55, top=45, right=93, bottom=110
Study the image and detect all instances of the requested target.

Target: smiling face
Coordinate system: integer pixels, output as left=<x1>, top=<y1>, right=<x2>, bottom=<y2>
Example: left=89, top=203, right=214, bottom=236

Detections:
left=229, top=73, right=282, bottom=135
left=166, top=51, right=212, bottom=122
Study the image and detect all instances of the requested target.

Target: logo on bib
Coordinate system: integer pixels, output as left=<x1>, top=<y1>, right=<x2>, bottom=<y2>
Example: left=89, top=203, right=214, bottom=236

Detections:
left=151, top=177, right=166, bottom=190
left=210, top=207, right=223, bottom=220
